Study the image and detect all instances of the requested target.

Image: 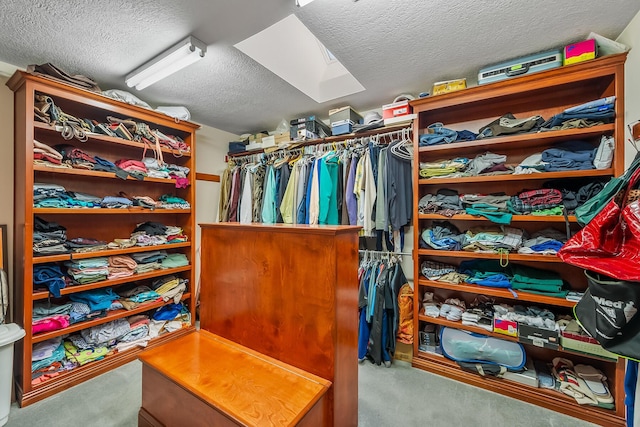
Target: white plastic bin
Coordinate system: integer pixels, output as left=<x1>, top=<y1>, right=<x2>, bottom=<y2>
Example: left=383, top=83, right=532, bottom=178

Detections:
left=0, top=324, right=25, bottom=427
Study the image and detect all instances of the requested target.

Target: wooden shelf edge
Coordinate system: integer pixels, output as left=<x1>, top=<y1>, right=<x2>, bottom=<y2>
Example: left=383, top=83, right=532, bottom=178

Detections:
left=18, top=326, right=195, bottom=407
left=417, top=279, right=576, bottom=308
left=416, top=124, right=614, bottom=154
left=409, top=53, right=628, bottom=112
left=411, top=355, right=626, bottom=426
left=418, top=169, right=613, bottom=185
left=33, top=164, right=186, bottom=184
left=32, top=265, right=192, bottom=300
left=33, top=208, right=191, bottom=215
left=32, top=293, right=192, bottom=343
left=32, top=242, right=191, bottom=264
left=33, top=117, right=195, bottom=155
left=418, top=213, right=577, bottom=223
left=417, top=249, right=562, bottom=263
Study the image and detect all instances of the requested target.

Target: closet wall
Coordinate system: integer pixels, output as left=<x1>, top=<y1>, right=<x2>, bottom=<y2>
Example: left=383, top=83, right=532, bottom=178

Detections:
left=618, top=8, right=640, bottom=168
left=0, top=76, right=15, bottom=315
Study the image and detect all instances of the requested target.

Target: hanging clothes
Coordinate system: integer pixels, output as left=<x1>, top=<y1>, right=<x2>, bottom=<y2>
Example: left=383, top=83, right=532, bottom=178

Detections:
left=218, top=129, right=413, bottom=230
left=358, top=253, right=407, bottom=367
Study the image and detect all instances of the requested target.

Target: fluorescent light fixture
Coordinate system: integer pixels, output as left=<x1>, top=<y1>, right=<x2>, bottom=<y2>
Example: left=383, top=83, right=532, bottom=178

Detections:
left=125, top=36, right=207, bottom=90
left=296, top=0, right=316, bottom=7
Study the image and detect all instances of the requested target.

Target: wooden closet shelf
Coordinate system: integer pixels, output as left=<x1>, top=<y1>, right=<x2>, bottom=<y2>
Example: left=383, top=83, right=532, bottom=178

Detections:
left=29, top=326, right=195, bottom=397
left=34, top=122, right=192, bottom=158
left=417, top=279, right=577, bottom=308
left=417, top=249, right=562, bottom=263
left=33, top=208, right=191, bottom=215
left=417, top=124, right=614, bottom=155
left=32, top=242, right=191, bottom=264
left=33, top=164, right=184, bottom=185
left=32, top=265, right=191, bottom=300
left=418, top=213, right=578, bottom=223
left=418, top=314, right=616, bottom=363
left=411, top=354, right=624, bottom=426
left=418, top=168, right=613, bottom=185
left=32, top=293, right=191, bottom=343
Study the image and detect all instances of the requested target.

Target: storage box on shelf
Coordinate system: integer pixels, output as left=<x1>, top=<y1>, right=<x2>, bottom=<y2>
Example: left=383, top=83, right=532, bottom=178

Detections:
left=7, top=71, right=199, bottom=406
left=410, top=53, right=627, bottom=426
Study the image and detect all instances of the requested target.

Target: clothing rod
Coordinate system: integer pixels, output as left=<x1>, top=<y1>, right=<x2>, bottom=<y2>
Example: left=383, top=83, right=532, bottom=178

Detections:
left=228, top=126, right=412, bottom=162
left=358, top=250, right=412, bottom=256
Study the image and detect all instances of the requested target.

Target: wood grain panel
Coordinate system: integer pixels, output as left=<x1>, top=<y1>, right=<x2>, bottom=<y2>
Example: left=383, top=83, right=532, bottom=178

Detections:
left=140, top=331, right=330, bottom=427
left=199, top=223, right=360, bottom=427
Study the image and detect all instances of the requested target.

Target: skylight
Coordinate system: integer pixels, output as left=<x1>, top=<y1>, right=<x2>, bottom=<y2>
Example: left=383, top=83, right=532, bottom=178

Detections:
left=234, top=14, right=365, bottom=103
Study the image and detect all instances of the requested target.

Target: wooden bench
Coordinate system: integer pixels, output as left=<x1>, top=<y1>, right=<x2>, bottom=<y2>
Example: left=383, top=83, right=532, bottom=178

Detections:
left=138, top=331, right=331, bottom=427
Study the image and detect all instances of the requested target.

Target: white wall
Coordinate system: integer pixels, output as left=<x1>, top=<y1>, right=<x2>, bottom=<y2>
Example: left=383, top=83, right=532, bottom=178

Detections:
left=0, top=77, right=15, bottom=320
left=194, top=124, right=236, bottom=296
left=618, top=10, right=640, bottom=168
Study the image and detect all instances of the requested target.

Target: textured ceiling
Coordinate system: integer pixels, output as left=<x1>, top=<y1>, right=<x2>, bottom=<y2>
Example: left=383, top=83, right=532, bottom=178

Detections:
left=0, top=0, right=638, bottom=135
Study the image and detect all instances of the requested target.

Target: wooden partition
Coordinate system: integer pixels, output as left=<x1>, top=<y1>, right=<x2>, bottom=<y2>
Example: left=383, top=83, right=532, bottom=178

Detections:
left=199, top=223, right=361, bottom=427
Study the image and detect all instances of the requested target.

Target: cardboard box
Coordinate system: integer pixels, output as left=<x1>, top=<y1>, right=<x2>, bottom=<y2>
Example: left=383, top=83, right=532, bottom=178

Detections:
left=518, top=324, right=559, bottom=350
left=329, top=106, right=362, bottom=125
left=494, top=318, right=518, bottom=337
left=432, top=78, right=467, bottom=96
left=261, top=135, right=275, bottom=148
left=394, top=341, right=413, bottom=362
left=564, top=39, right=597, bottom=66
left=274, top=132, right=290, bottom=145
left=382, top=100, right=412, bottom=120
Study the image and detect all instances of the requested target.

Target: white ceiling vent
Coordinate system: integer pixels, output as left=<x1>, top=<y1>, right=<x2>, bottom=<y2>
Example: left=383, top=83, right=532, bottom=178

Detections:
left=235, top=14, right=365, bottom=103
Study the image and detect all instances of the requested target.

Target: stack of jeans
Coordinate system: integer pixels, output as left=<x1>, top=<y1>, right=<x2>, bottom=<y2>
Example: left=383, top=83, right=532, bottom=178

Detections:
left=33, top=216, right=68, bottom=255
left=541, top=97, right=616, bottom=129
left=542, top=140, right=596, bottom=171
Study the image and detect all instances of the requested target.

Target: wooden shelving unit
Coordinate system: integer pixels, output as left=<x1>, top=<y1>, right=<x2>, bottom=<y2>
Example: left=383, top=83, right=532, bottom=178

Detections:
left=410, top=53, right=628, bottom=426
left=7, top=71, right=199, bottom=406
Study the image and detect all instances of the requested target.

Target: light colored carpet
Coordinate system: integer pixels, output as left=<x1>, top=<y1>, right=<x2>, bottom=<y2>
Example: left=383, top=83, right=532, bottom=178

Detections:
left=7, top=359, right=596, bottom=426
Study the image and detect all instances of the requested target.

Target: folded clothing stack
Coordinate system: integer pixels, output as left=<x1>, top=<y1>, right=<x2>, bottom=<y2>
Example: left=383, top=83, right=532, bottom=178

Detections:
left=33, top=216, right=68, bottom=255
left=64, top=257, right=109, bottom=284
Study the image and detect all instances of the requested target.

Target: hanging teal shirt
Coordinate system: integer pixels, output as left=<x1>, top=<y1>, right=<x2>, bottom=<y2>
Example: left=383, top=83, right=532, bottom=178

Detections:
left=319, top=156, right=340, bottom=225
left=261, top=166, right=277, bottom=224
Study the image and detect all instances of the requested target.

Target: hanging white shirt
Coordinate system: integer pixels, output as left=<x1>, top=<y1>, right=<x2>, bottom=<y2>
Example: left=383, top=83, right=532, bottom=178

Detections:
left=239, top=169, right=253, bottom=224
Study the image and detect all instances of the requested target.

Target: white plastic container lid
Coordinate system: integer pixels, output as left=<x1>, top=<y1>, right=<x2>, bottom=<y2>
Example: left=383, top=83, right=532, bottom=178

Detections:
left=0, top=323, right=25, bottom=346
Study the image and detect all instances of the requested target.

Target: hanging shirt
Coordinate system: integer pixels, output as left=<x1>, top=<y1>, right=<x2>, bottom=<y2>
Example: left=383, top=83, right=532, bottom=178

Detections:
left=228, top=168, right=242, bottom=222
left=304, top=160, right=316, bottom=224
left=386, top=141, right=413, bottom=231
left=275, top=163, right=291, bottom=223
left=261, top=166, right=277, bottom=224
left=375, top=148, right=388, bottom=231
left=354, top=155, right=366, bottom=229
left=321, top=157, right=340, bottom=225
left=239, top=169, right=253, bottom=224
left=318, top=157, right=332, bottom=225
left=346, top=155, right=358, bottom=225
left=362, top=150, right=377, bottom=236
left=280, top=162, right=298, bottom=224
left=218, top=166, right=232, bottom=222
left=294, top=161, right=307, bottom=225
left=252, top=164, right=265, bottom=223
left=309, top=158, right=321, bottom=225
